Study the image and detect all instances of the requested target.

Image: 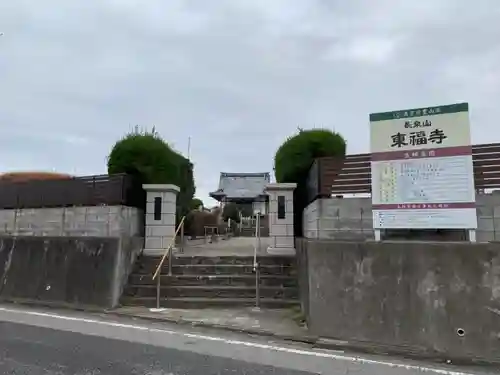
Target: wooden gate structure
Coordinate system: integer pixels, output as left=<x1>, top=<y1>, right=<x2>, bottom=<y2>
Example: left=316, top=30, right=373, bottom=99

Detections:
left=306, top=142, right=500, bottom=202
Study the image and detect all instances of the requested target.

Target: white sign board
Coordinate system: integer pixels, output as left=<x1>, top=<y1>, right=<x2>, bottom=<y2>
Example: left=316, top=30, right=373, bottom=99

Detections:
left=370, top=102, right=477, bottom=229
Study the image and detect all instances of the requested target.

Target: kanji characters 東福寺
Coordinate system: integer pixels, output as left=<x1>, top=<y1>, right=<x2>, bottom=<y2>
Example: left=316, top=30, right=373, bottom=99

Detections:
left=390, top=129, right=447, bottom=148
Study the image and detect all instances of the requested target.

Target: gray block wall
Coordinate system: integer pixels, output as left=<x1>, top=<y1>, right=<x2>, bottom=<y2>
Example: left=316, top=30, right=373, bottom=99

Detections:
left=0, top=206, right=142, bottom=237
left=303, top=193, right=500, bottom=242
left=303, top=197, right=373, bottom=240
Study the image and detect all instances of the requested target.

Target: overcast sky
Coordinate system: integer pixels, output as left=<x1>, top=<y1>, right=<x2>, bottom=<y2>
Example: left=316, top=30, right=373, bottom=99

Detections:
left=1, top=1, right=499, bottom=206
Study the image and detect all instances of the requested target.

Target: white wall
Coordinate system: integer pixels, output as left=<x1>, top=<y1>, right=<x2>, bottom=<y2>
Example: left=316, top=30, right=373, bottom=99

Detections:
left=252, top=201, right=267, bottom=215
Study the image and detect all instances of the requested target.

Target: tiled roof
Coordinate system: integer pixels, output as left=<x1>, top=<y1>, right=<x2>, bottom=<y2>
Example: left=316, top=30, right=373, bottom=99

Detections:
left=210, top=172, right=270, bottom=199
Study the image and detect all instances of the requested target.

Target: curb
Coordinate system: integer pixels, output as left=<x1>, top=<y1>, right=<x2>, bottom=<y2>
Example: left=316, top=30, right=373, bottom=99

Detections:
left=106, top=310, right=500, bottom=369
left=107, top=310, right=318, bottom=345
left=104, top=311, right=499, bottom=369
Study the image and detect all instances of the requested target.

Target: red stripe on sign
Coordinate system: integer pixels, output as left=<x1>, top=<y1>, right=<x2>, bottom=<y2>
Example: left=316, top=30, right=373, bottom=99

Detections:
left=372, top=202, right=476, bottom=210
left=371, top=145, right=472, bottom=161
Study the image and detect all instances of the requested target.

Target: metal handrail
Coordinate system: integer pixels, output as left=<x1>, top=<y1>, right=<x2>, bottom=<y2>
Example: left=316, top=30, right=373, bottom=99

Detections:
left=253, top=213, right=261, bottom=309
left=152, top=215, right=186, bottom=309
left=253, top=213, right=259, bottom=269
left=152, top=215, right=186, bottom=281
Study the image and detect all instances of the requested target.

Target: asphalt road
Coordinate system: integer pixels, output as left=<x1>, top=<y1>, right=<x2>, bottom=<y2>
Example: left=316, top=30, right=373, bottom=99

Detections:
left=0, top=304, right=496, bottom=375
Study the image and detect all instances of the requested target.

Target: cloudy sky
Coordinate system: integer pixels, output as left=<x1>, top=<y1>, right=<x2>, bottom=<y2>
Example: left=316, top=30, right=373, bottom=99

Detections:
left=0, top=1, right=499, bottom=205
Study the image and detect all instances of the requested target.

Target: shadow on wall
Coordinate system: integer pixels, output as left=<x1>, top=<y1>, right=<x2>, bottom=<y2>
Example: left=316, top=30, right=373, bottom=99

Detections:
left=296, top=239, right=500, bottom=364
left=0, top=235, right=142, bottom=309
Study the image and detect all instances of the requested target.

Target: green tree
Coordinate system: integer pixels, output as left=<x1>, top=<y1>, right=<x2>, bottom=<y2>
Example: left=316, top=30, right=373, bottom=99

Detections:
left=190, top=198, right=204, bottom=210
left=222, top=202, right=241, bottom=223
left=107, top=126, right=195, bottom=221
left=274, top=128, right=346, bottom=236
left=236, top=203, right=254, bottom=217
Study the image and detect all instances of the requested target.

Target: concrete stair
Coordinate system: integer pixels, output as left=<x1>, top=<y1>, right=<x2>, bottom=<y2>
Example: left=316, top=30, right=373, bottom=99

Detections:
left=120, top=254, right=299, bottom=308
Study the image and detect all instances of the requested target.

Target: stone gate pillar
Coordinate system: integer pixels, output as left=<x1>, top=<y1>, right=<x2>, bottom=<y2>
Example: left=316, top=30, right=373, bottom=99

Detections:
left=265, top=183, right=297, bottom=255
left=143, top=184, right=180, bottom=256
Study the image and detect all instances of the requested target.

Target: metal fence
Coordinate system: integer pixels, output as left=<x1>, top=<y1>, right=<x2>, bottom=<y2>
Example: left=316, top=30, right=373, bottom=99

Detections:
left=0, top=173, right=145, bottom=209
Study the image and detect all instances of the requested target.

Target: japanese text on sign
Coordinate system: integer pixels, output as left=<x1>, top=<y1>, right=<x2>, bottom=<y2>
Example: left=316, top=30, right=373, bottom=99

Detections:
left=390, top=129, right=447, bottom=148
left=392, top=107, right=442, bottom=119
left=404, top=120, right=432, bottom=128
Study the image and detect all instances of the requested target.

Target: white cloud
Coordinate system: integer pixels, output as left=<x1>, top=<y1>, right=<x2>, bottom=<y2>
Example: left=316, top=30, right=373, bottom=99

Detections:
left=324, top=36, right=399, bottom=64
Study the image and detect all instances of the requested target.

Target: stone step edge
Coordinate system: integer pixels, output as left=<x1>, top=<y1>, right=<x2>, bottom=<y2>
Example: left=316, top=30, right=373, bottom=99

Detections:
left=125, top=285, right=298, bottom=290
left=135, top=264, right=297, bottom=269
left=121, top=297, right=299, bottom=303
left=139, top=255, right=296, bottom=260
left=129, top=274, right=297, bottom=279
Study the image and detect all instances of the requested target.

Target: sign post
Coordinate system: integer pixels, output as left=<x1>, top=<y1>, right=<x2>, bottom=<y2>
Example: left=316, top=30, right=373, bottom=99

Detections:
left=369, top=102, right=477, bottom=241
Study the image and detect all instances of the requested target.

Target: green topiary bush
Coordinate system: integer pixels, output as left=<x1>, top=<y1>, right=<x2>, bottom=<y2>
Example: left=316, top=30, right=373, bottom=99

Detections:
left=107, top=126, right=195, bottom=222
left=274, top=128, right=347, bottom=183
left=190, top=198, right=204, bottom=211
left=273, top=128, right=347, bottom=236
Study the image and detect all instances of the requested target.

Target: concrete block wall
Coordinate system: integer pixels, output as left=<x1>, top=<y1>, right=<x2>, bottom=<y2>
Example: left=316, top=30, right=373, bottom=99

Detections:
left=0, top=206, right=142, bottom=237
left=303, top=197, right=373, bottom=240
left=303, top=200, right=319, bottom=239
left=303, top=192, right=500, bottom=242
left=475, top=193, right=500, bottom=242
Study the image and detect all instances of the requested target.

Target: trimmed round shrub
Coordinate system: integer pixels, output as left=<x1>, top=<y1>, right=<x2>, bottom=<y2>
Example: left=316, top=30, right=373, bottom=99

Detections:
left=190, top=198, right=204, bottom=210
left=273, top=128, right=347, bottom=237
left=274, top=128, right=347, bottom=183
left=107, top=128, right=195, bottom=220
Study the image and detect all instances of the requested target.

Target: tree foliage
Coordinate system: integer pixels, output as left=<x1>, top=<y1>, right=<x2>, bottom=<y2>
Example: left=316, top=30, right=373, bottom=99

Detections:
left=190, top=198, right=204, bottom=211
left=107, top=126, right=195, bottom=220
left=273, top=128, right=347, bottom=236
left=236, top=203, right=254, bottom=217
left=274, top=128, right=347, bottom=184
left=222, top=202, right=241, bottom=223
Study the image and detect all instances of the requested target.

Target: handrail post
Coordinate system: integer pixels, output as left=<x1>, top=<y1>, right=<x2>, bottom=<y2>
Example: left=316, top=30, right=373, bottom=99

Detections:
left=255, top=262, right=260, bottom=309
left=156, top=269, right=161, bottom=309
left=168, top=246, right=173, bottom=276
left=180, top=220, right=185, bottom=253
left=257, top=214, right=261, bottom=254
left=254, top=212, right=261, bottom=309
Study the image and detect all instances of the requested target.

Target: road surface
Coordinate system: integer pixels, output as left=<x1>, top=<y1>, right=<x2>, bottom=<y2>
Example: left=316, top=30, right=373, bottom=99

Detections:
left=0, top=304, right=496, bottom=374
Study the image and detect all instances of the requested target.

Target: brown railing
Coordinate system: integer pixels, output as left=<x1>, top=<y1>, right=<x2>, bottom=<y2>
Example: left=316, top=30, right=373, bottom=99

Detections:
left=307, top=142, right=500, bottom=200
left=0, top=173, right=144, bottom=209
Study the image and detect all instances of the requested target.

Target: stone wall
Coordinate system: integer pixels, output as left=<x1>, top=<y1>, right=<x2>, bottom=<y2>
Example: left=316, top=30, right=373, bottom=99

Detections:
left=0, top=206, right=142, bottom=237
left=297, top=239, right=500, bottom=363
left=303, top=193, right=500, bottom=242
left=0, top=235, right=143, bottom=308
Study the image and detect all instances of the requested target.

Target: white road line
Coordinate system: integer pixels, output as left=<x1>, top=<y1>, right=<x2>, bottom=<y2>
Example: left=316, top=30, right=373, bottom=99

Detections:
left=0, top=306, right=474, bottom=375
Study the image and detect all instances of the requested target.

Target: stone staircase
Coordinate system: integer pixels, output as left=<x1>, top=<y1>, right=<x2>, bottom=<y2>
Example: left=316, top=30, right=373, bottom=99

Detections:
left=120, top=254, right=299, bottom=308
